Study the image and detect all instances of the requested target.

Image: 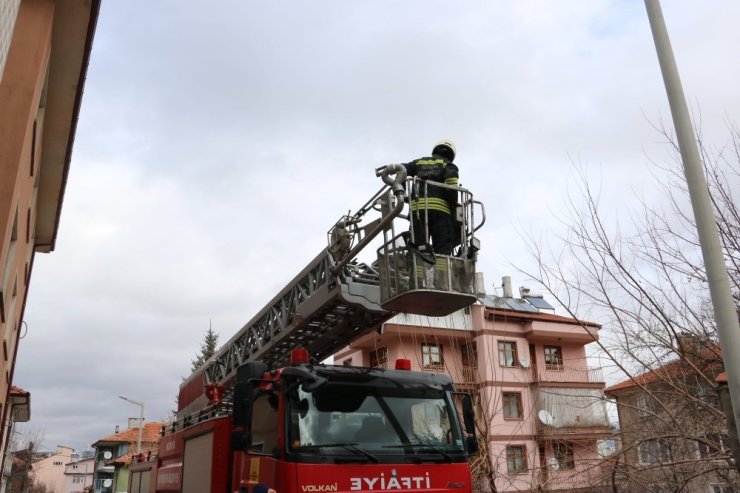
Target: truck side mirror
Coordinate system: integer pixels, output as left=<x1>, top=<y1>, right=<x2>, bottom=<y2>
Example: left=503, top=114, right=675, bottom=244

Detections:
left=461, top=393, right=476, bottom=434
left=465, top=436, right=479, bottom=455
left=233, top=361, right=269, bottom=425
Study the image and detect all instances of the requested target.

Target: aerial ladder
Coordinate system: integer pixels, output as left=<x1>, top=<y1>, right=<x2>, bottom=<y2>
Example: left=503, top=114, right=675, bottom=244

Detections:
left=178, top=165, right=485, bottom=417
left=129, top=166, right=485, bottom=493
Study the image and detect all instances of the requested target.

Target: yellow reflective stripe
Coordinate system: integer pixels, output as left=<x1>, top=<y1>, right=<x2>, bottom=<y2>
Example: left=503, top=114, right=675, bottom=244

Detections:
left=444, top=178, right=458, bottom=185
left=415, top=159, right=446, bottom=166
left=410, top=198, right=451, bottom=214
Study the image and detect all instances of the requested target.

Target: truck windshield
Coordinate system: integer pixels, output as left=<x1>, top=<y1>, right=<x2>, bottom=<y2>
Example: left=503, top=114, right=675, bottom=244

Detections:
left=286, top=381, right=464, bottom=456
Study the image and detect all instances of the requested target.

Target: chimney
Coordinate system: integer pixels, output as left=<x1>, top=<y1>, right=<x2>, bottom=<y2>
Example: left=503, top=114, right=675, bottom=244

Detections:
left=475, top=272, right=486, bottom=296
left=114, top=425, right=119, bottom=434
left=128, top=417, right=143, bottom=429
left=502, top=276, right=513, bottom=298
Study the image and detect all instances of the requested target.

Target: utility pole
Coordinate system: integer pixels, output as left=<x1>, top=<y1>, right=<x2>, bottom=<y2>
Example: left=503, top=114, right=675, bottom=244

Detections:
left=644, top=0, right=740, bottom=445
left=119, top=395, right=145, bottom=455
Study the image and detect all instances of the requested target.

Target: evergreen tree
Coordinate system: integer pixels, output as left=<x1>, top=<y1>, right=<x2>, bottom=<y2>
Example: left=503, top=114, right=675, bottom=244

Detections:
left=191, top=324, right=219, bottom=372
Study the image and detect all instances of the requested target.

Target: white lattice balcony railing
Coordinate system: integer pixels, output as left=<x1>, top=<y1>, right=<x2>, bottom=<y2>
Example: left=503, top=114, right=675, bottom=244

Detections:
left=532, top=365, right=604, bottom=384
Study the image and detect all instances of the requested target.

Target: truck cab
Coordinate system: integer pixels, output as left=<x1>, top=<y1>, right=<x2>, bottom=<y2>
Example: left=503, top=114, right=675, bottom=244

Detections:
left=231, top=353, right=478, bottom=493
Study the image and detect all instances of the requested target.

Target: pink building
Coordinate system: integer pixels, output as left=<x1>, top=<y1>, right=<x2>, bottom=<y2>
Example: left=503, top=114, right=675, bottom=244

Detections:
left=62, top=457, right=94, bottom=493
left=334, top=281, right=612, bottom=492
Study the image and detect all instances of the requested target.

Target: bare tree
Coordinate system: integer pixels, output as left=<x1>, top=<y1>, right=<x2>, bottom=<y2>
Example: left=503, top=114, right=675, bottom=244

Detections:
left=6, top=428, right=47, bottom=493
left=518, top=123, right=739, bottom=492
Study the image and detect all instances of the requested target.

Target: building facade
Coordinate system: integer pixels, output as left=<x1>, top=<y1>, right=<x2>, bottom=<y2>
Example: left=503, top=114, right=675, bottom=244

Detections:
left=30, top=445, right=74, bottom=493
left=62, top=456, right=94, bottom=493
left=91, top=421, right=162, bottom=493
left=334, top=282, right=612, bottom=492
left=0, top=386, right=30, bottom=492
left=0, top=0, right=99, bottom=485
left=605, top=342, right=737, bottom=493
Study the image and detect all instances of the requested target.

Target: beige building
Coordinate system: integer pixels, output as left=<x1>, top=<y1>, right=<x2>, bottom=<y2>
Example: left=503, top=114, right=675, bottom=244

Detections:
left=31, top=445, right=73, bottom=493
left=0, top=0, right=100, bottom=484
left=605, top=341, right=737, bottom=493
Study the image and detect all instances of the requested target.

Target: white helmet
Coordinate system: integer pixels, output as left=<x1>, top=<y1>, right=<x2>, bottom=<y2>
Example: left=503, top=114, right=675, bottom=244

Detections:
left=432, top=139, right=456, bottom=161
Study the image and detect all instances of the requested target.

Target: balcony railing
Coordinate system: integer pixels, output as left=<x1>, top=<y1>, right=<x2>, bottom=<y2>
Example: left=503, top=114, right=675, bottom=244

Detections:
left=536, top=424, right=613, bottom=437
left=532, top=365, right=603, bottom=384
left=461, top=366, right=478, bottom=383
left=534, top=464, right=610, bottom=491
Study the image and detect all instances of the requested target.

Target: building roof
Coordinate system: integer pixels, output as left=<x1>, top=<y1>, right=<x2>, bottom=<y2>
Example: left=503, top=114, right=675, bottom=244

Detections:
left=92, top=422, right=163, bottom=447
left=10, top=386, right=29, bottom=395
left=483, top=305, right=601, bottom=328
left=604, top=343, right=722, bottom=394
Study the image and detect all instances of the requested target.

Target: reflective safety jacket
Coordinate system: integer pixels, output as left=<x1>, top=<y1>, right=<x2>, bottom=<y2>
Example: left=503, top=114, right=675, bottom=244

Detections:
left=404, top=156, right=459, bottom=215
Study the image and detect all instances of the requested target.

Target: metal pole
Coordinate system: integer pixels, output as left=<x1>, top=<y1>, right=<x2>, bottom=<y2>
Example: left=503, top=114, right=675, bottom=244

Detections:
left=118, top=396, right=144, bottom=455
left=644, top=0, right=740, bottom=440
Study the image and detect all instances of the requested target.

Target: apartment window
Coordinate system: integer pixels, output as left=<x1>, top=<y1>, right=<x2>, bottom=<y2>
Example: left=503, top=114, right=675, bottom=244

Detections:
left=506, top=445, right=527, bottom=474
left=553, top=441, right=575, bottom=469
left=709, top=485, right=734, bottom=493
left=73, top=476, right=84, bottom=484
left=544, top=346, right=563, bottom=369
left=638, top=439, right=671, bottom=465
left=502, top=392, right=523, bottom=419
left=698, top=433, right=727, bottom=458
left=636, top=394, right=655, bottom=418
left=53, top=461, right=63, bottom=466
left=421, top=343, right=443, bottom=367
left=498, top=341, right=518, bottom=367
left=370, top=347, right=388, bottom=368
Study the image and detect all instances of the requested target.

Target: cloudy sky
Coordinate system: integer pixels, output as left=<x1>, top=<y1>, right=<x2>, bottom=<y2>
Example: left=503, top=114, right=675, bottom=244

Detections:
left=15, top=1, right=740, bottom=452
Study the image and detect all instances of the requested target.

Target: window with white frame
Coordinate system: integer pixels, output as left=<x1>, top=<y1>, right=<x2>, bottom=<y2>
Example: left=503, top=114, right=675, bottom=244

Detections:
left=421, top=343, right=443, bottom=367
left=72, top=476, right=85, bottom=484
left=505, top=445, right=527, bottom=474
left=638, top=439, right=671, bottom=465
left=709, top=485, right=734, bottom=493
left=698, top=433, right=728, bottom=459
left=497, top=341, right=518, bottom=367
left=636, top=394, right=655, bottom=418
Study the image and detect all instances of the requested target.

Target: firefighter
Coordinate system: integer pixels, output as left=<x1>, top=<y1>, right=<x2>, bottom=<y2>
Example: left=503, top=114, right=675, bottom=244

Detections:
left=403, top=139, right=460, bottom=288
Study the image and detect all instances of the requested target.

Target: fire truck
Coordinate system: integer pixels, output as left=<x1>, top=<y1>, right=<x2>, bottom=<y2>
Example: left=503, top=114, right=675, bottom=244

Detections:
left=128, top=165, right=485, bottom=493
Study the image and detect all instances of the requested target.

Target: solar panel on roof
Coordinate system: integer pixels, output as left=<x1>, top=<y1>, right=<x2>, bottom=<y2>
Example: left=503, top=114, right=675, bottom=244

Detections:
left=504, top=298, right=538, bottom=312
left=524, top=296, right=555, bottom=310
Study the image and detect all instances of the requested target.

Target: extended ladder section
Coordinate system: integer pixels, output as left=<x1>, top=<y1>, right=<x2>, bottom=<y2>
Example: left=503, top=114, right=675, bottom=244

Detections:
left=178, top=166, right=485, bottom=417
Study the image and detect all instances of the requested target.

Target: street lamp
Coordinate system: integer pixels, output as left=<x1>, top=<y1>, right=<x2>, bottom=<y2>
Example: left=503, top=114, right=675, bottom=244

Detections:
left=118, top=395, right=144, bottom=455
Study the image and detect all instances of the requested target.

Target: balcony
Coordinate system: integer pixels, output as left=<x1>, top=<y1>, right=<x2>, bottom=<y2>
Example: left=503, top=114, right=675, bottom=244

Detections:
left=534, top=464, right=610, bottom=491
left=454, top=366, right=480, bottom=391
left=534, top=388, right=612, bottom=438
left=532, top=365, right=604, bottom=385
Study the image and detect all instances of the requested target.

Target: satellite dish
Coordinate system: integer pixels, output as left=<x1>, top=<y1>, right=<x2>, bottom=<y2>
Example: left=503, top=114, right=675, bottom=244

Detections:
left=103, top=451, right=112, bottom=460
left=538, top=410, right=555, bottom=426
left=103, top=479, right=113, bottom=487
left=519, top=358, right=530, bottom=368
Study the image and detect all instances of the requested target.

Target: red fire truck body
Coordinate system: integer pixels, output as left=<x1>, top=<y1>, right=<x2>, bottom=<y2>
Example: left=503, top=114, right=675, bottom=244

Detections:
left=128, top=169, right=484, bottom=493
